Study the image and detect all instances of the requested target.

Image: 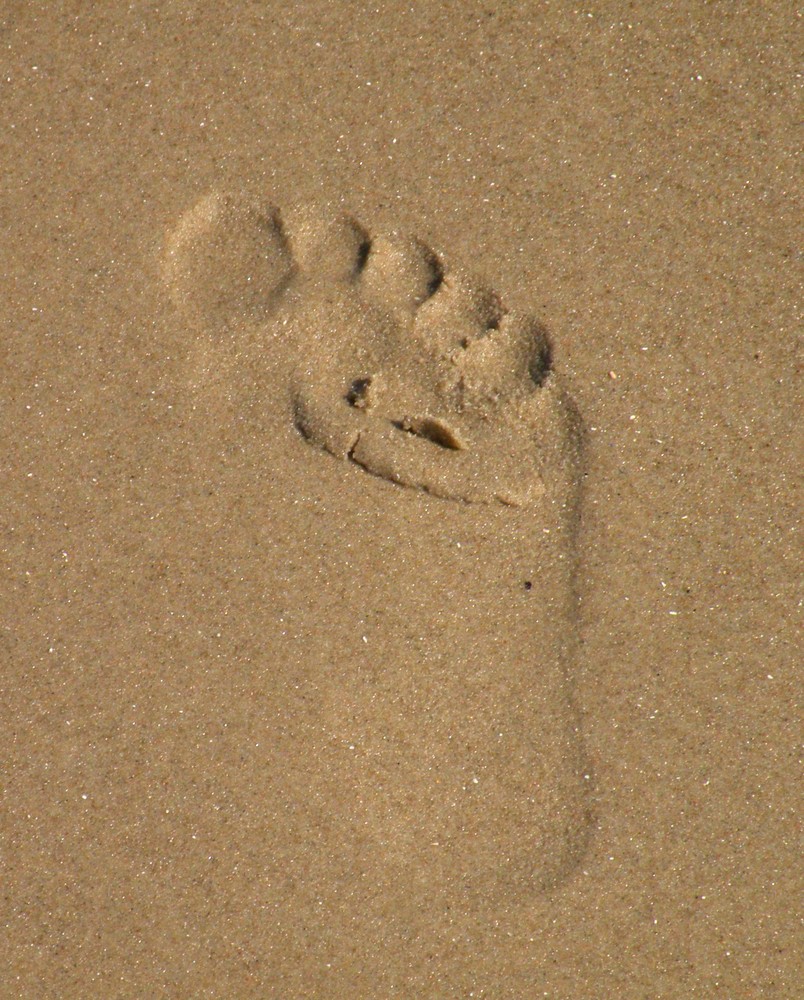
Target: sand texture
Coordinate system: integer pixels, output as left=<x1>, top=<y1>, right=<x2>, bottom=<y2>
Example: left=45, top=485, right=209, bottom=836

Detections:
left=1, top=3, right=800, bottom=998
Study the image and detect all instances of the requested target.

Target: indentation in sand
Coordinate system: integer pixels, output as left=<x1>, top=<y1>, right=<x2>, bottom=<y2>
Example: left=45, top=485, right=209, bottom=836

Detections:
left=164, top=191, right=575, bottom=508
left=162, top=192, right=591, bottom=898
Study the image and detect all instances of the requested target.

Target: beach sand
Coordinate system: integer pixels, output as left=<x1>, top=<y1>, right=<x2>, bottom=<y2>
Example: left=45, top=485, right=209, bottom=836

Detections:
left=1, top=3, right=799, bottom=997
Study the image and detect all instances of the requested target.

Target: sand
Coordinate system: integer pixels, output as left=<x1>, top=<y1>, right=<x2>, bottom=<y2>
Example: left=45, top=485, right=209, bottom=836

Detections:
left=1, top=3, right=800, bottom=998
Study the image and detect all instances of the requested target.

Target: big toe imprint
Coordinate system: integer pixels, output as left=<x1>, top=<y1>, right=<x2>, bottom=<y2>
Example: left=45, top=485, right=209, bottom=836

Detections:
left=290, top=221, right=573, bottom=508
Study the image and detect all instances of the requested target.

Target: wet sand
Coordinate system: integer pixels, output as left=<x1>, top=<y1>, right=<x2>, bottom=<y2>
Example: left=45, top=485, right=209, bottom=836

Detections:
left=1, top=4, right=800, bottom=997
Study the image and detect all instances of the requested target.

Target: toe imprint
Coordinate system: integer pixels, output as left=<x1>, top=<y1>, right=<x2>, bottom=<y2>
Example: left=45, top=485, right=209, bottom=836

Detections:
left=165, top=192, right=578, bottom=508
left=164, top=191, right=294, bottom=325
left=290, top=230, right=563, bottom=507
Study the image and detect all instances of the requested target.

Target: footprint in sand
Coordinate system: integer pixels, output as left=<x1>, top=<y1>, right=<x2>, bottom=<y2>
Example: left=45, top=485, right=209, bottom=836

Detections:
left=163, top=191, right=592, bottom=902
